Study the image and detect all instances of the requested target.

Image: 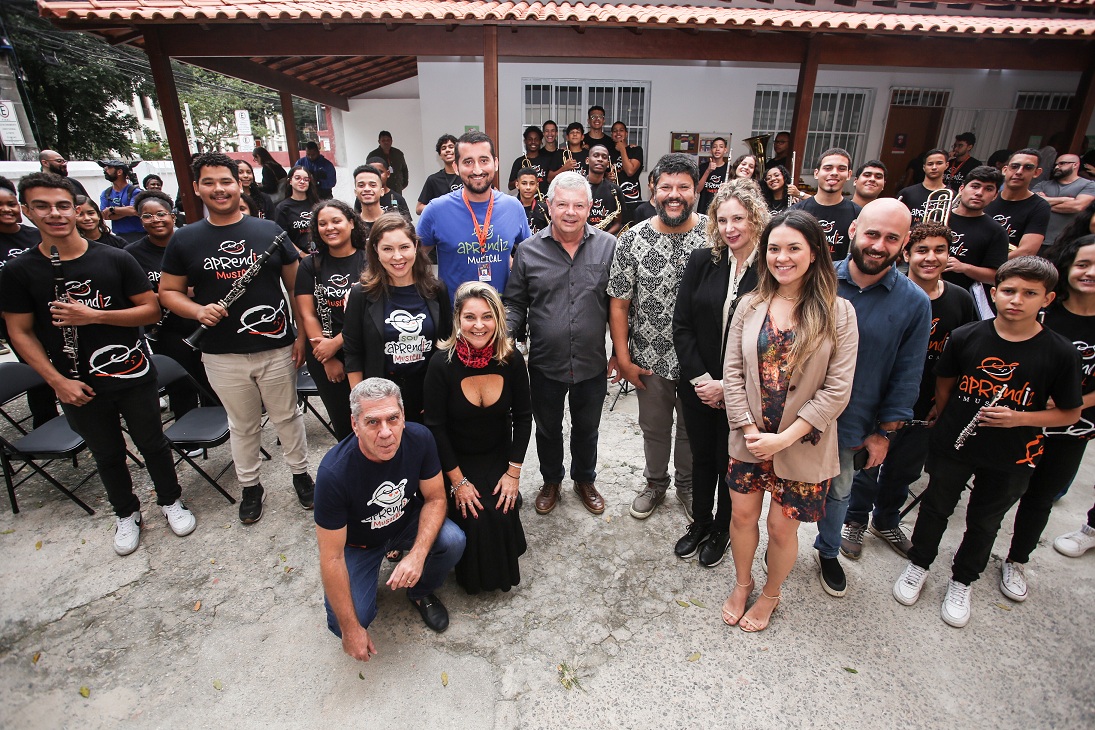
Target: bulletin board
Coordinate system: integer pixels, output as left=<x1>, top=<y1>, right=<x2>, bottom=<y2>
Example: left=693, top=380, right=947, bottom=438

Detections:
left=671, top=132, right=734, bottom=167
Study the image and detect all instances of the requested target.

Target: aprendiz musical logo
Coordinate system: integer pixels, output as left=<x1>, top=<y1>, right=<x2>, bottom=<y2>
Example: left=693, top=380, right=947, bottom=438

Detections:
left=383, top=309, right=431, bottom=365
left=64, top=280, right=112, bottom=308
left=992, top=214, right=1016, bottom=243
left=320, top=273, right=352, bottom=309
left=949, top=231, right=968, bottom=259
left=236, top=301, right=287, bottom=338
left=1045, top=339, right=1095, bottom=438
left=455, top=223, right=509, bottom=264
left=363, top=479, right=409, bottom=530
left=204, top=239, right=261, bottom=277
left=88, top=340, right=151, bottom=379
left=956, top=356, right=1034, bottom=407
left=817, top=219, right=840, bottom=256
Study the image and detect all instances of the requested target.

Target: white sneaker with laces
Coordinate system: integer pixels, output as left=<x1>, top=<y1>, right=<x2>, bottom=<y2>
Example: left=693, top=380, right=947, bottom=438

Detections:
left=999, top=560, right=1028, bottom=602
left=1053, top=524, right=1095, bottom=558
left=161, top=500, right=196, bottom=536
left=114, top=512, right=142, bottom=556
left=941, top=579, right=972, bottom=628
left=893, top=562, right=929, bottom=606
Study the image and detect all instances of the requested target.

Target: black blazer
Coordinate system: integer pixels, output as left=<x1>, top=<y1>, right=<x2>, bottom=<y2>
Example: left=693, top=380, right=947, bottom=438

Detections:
left=342, top=281, right=452, bottom=378
left=673, top=247, right=760, bottom=384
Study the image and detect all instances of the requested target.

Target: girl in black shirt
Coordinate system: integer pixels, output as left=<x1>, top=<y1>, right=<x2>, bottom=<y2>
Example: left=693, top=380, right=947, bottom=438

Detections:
left=74, top=196, right=127, bottom=249
left=253, top=146, right=287, bottom=197
left=237, top=159, right=275, bottom=220
left=274, top=166, right=320, bottom=253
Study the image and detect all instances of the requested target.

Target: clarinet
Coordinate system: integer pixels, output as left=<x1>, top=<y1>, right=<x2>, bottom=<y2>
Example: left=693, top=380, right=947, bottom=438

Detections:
left=183, top=233, right=287, bottom=351
left=955, top=386, right=1006, bottom=450
left=313, top=262, right=333, bottom=339
left=49, top=246, right=80, bottom=379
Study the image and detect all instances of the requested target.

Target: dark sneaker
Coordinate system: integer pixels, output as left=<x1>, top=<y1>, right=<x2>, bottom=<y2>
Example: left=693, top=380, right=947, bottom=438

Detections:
left=674, top=523, right=708, bottom=559
left=869, top=523, right=913, bottom=558
left=814, top=551, right=847, bottom=597
left=699, top=530, right=731, bottom=568
left=293, top=473, right=315, bottom=510
left=840, top=521, right=866, bottom=560
left=410, top=593, right=450, bottom=633
left=239, top=484, right=265, bottom=524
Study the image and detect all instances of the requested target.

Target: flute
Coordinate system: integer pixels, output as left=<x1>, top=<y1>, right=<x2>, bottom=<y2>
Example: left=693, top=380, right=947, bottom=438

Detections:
left=184, top=233, right=287, bottom=351
left=49, top=246, right=80, bottom=378
left=955, top=386, right=1006, bottom=450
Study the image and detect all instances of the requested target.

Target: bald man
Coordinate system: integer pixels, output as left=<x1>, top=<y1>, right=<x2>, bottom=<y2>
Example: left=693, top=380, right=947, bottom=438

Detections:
left=813, top=198, right=932, bottom=598
left=39, top=150, right=89, bottom=198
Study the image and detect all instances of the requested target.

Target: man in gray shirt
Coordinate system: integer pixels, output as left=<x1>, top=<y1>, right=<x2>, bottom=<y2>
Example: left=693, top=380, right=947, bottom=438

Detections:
left=504, top=172, right=616, bottom=516
left=1035, top=152, right=1095, bottom=249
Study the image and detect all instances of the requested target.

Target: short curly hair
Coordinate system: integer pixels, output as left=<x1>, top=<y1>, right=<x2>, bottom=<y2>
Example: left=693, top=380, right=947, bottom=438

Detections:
left=704, top=178, right=770, bottom=263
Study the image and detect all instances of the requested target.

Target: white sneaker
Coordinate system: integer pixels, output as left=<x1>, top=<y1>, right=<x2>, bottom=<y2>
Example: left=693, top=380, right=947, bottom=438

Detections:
left=1053, top=523, right=1095, bottom=558
left=185, top=448, right=204, bottom=458
left=114, top=512, right=142, bottom=556
left=161, top=500, right=196, bottom=537
left=893, top=562, right=929, bottom=606
left=159, top=397, right=169, bottom=411
left=941, top=579, right=972, bottom=628
left=999, top=560, right=1028, bottom=602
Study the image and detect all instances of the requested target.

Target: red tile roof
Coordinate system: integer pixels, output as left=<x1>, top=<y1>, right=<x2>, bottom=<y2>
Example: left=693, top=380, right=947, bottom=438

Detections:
left=38, top=1, right=1095, bottom=37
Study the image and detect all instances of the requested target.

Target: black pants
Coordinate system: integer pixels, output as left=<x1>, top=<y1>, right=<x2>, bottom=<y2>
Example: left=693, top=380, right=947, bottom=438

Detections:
left=528, top=368, right=606, bottom=483
left=151, top=329, right=219, bottom=418
left=61, top=379, right=182, bottom=518
left=306, top=350, right=352, bottom=441
left=1008, top=436, right=1089, bottom=563
left=678, top=382, right=731, bottom=532
left=389, top=367, right=428, bottom=426
left=908, top=451, right=1031, bottom=585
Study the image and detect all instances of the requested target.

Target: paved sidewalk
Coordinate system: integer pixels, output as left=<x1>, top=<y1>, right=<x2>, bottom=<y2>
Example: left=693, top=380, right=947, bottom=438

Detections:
left=1, top=385, right=1092, bottom=728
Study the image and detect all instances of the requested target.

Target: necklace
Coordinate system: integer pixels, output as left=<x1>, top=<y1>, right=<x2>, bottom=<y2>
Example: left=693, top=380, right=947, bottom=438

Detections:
left=776, top=292, right=798, bottom=302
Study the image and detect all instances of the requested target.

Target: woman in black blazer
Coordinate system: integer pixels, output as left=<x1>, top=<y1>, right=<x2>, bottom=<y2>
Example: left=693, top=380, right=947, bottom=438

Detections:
left=671, top=178, right=771, bottom=567
left=342, top=212, right=451, bottom=423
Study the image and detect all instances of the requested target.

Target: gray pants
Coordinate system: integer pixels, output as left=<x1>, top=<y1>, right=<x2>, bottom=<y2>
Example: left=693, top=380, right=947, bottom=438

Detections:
left=635, top=372, right=692, bottom=491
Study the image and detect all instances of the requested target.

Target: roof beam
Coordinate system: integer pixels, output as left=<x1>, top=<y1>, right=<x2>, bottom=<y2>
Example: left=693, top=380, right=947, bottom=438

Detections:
left=177, top=57, right=350, bottom=110
left=159, top=24, right=484, bottom=57
left=322, top=59, right=417, bottom=91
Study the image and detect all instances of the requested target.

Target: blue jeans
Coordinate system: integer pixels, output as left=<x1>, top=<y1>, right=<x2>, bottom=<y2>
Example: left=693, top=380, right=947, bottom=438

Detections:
left=528, top=368, right=606, bottom=484
left=846, top=426, right=929, bottom=530
left=813, top=447, right=857, bottom=559
left=324, top=511, right=465, bottom=637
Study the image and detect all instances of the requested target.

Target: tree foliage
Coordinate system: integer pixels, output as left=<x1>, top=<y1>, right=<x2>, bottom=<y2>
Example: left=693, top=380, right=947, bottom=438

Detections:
left=3, top=0, right=151, bottom=159
left=175, top=66, right=279, bottom=153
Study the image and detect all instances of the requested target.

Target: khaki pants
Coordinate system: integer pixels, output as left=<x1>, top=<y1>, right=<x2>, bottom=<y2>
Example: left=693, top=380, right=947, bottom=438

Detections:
left=635, top=372, right=692, bottom=491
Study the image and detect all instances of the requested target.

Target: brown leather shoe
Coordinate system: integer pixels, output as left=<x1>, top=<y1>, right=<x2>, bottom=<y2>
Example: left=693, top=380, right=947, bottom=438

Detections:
left=573, top=481, right=606, bottom=515
left=535, top=482, right=561, bottom=514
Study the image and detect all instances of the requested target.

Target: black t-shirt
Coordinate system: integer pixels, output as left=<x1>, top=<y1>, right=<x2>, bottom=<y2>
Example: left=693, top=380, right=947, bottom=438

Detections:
left=632, top=200, right=656, bottom=224
left=942, top=213, right=1010, bottom=293
left=418, top=170, right=463, bottom=206
left=1042, top=301, right=1095, bottom=441
left=508, top=155, right=551, bottom=195
left=250, top=190, right=275, bottom=220
left=382, top=284, right=437, bottom=374
left=584, top=132, right=611, bottom=151
left=293, top=250, right=366, bottom=339
left=933, top=319, right=1082, bottom=472
left=0, top=242, right=155, bottom=392
left=522, top=199, right=550, bottom=235
left=274, top=197, right=314, bottom=253
left=379, top=191, right=412, bottom=222
left=565, top=150, right=589, bottom=179
left=698, top=162, right=730, bottom=216
left=984, top=194, right=1051, bottom=252
left=613, top=146, right=644, bottom=205
left=588, top=178, right=624, bottom=230
left=0, top=225, right=42, bottom=340
left=314, top=422, right=440, bottom=549
left=161, top=216, right=299, bottom=355
left=124, top=236, right=189, bottom=335
left=914, top=281, right=979, bottom=418
left=896, top=183, right=939, bottom=225
left=793, top=197, right=860, bottom=261
left=944, top=157, right=982, bottom=191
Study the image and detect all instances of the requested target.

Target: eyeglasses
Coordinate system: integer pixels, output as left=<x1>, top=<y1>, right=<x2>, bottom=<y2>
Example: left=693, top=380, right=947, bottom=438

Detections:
left=589, top=115, right=605, bottom=121
left=1055, top=161, right=1078, bottom=167
left=28, top=201, right=74, bottom=214
left=1007, top=163, right=1037, bottom=172
left=140, top=211, right=173, bottom=221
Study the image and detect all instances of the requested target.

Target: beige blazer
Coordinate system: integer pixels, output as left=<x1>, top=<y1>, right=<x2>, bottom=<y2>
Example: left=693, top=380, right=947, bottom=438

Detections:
left=723, top=293, right=859, bottom=484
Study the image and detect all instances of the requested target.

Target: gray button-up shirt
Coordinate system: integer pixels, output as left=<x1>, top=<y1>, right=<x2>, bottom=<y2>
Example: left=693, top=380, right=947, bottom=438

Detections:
left=503, top=224, right=616, bottom=383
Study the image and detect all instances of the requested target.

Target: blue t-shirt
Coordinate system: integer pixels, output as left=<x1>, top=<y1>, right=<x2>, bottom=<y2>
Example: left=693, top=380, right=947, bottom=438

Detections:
left=314, top=422, right=441, bottom=549
left=418, top=189, right=530, bottom=302
left=100, top=184, right=144, bottom=235
left=383, top=284, right=436, bottom=374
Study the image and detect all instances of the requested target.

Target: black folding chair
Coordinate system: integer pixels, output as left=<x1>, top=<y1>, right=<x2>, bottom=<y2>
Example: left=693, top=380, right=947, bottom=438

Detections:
left=297, top=366, right=337, bottom=439
left=152, top=354, right=252, bottom=505
left=0, top=363, right=95, bottom=515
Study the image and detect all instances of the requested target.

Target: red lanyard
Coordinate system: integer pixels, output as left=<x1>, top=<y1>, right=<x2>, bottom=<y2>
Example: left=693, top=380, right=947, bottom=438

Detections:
left=462, top=189, right=494, bottom=252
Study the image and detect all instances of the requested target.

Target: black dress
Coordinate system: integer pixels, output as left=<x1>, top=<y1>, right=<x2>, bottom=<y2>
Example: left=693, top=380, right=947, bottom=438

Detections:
left=424, top=352, right=532, bottom=594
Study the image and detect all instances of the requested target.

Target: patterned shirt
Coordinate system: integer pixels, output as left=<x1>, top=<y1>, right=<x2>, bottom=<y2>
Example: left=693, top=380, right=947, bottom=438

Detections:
left=607, top=215, right=708, bottom=379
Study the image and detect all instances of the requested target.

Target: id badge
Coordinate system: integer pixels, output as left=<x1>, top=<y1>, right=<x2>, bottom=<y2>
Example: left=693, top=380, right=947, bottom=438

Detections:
left=478, top=263, right=492, bottom=282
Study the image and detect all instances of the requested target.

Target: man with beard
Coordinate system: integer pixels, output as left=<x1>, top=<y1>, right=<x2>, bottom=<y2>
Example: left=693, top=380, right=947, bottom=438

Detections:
left=417, top=134, right=462, bottom=215
left=897, top=149, right=948, bottom=225
left=944, top=133, right=982, bottom=192
left=794, top=148, right=860, bottom=260
left=2, top=172, right=193, bottom=555
left=852, top=160, right=887, bottom=207
left=507, top=126, right=550, bottom=195
left=585, top=144, right=624, bottom=235
left=98, top=159, right=144, bottom=244
left=985, top=148, right=1052, bottom=258
left=812, top=198, right=931, bottom=597
left=159, top=153, right=315, bottom=525
left=418, top=131, right=530, bottom=302
left=608, top=153, right=706, bottom=521
left=39, top=150, right=89, bottom=198
left=1034, top=153, right=1095, bottom=250
left=610, top=121, right=644, bottom=224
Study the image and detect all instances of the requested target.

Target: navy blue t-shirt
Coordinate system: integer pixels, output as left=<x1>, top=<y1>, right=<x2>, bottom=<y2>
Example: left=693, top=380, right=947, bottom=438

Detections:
left=314, top=422, right=442, bottom=549
left=383, top=285, right=436, bottom=374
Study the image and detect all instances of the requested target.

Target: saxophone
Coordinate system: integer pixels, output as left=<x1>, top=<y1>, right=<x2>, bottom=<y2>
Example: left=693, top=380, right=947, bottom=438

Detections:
left=314, top=269, right=333, bottom=339
left=595, top=188, right=623, bottom=232
left=955, top=385, right=1006, bottom=450
left=49, top=246, right=80, bottom=379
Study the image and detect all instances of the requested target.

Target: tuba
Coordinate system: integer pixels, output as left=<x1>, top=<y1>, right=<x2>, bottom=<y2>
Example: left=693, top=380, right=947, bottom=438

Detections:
left=922, top=188, right=956, bottom=226
left=742, top=134, right=770, bottom=170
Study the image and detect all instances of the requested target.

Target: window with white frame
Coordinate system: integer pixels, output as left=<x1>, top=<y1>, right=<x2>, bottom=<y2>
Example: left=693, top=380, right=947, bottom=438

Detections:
left=523, top=79, right=651, bottom=150
left=752, top=85, right=875, bottom=176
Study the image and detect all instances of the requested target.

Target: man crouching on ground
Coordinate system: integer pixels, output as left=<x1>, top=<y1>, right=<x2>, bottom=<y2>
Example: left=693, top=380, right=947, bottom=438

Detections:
left=315, top=378, right=465, bottom=660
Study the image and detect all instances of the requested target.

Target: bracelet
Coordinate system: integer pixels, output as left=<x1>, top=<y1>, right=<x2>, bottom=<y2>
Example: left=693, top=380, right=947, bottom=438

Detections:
left=506, top=470, right=521, bottom=479
left=508, top=461, right=521, bottom=469
left=449, top=477, right=469, bottom=498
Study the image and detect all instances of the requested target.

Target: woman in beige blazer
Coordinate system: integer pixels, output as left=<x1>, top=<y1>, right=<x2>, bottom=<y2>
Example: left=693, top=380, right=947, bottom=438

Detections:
left=721, top=209, right=859, bottom=632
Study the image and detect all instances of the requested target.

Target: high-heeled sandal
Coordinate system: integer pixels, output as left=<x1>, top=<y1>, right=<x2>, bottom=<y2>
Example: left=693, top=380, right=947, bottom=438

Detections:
left=722, top=578, right=755, bottom=626
left=739, top=590, right=781, bottom=633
